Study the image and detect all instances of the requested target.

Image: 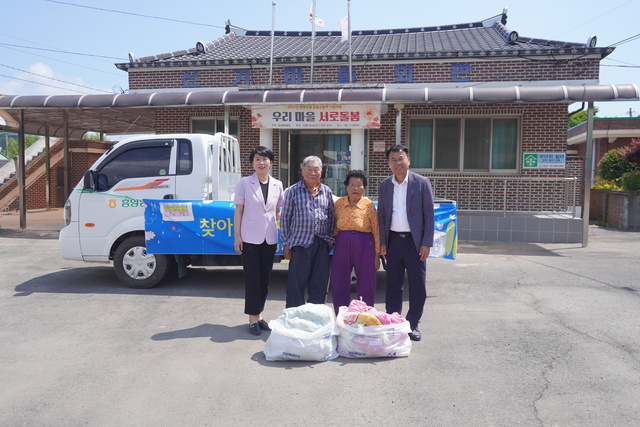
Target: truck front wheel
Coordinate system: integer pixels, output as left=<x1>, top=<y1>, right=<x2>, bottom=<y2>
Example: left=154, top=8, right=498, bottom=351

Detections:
left=113, top=236, right=168, bottom=288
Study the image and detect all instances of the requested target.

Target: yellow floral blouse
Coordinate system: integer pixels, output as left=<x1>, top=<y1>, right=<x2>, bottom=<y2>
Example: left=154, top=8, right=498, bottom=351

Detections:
left=334, top=196, right=380, bottom=253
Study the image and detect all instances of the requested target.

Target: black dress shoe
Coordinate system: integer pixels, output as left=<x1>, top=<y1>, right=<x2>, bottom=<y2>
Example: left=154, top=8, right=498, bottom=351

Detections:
left=409, top=328, right=421, bottom=341
left=249, top=322, right=261, bottom=335
left=257, top=319, right=271, bottom=331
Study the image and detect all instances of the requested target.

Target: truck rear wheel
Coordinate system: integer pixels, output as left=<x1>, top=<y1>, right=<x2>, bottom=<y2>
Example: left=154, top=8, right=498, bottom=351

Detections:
left=114, top=236, right=168, bottom=288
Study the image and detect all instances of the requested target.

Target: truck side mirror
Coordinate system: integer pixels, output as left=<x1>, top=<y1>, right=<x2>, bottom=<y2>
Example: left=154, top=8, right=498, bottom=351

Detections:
left=83, top=170, right=96, bottom=191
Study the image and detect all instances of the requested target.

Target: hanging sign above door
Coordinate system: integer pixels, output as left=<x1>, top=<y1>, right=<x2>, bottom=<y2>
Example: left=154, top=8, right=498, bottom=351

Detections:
left=251, top=104, right=381, bottom=129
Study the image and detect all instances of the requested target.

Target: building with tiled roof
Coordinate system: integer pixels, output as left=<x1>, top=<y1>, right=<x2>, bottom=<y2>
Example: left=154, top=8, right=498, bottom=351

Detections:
left=1, top=9, right=638, bottom=240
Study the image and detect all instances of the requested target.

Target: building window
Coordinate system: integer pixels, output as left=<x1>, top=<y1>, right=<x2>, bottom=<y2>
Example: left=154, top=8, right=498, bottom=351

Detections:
left=191, top=118, right=239, bottom=139
left=409, top=117, right=519, bottom=172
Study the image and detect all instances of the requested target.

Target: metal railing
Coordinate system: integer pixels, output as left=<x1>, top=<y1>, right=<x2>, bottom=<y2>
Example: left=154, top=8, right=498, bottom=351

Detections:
left=427, top=176, right=579, bottom=217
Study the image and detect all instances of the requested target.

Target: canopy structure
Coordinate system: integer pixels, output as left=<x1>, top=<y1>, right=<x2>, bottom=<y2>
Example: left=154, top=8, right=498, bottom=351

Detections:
left=1, top=83, right=637, bottom=234
left=0, top=83, right=638, bottom=137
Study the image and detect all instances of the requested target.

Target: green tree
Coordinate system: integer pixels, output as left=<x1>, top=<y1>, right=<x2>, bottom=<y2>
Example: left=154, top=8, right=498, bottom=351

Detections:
left=7, top=135, right=42, bottom=159
left=83, top=132, right=110, bottom=141
left=568, top=107, right=599, bottom=128
left=598, top=148, right=640, bottom=183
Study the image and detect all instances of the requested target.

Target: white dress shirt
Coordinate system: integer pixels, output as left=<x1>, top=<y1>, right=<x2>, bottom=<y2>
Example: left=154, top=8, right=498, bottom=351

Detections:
left=390, top=174, right=411, bottom=232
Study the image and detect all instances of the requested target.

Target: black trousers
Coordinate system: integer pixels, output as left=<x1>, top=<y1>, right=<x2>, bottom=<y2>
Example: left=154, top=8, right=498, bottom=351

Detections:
left=385, top=231, right=427, bottom=329
left=242, top=241, right=277, bottom=316
left=285, top=236, right=331, bottom=308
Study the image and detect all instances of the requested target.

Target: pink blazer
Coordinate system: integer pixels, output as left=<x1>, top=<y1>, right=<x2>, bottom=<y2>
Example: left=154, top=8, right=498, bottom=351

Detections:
left=233, top=173, right=284, bottom=245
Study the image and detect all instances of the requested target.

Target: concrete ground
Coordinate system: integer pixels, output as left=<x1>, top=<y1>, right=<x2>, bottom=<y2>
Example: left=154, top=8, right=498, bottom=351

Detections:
left=1, top=217, right=639, bottom=426
left=0, top=208, right=66, bottom=232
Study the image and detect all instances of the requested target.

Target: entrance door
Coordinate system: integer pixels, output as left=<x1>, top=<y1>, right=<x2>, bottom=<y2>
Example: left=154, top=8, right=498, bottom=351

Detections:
left=55, top=168, right=65, bottom=208
left=282, top=131, right=351, bottom=197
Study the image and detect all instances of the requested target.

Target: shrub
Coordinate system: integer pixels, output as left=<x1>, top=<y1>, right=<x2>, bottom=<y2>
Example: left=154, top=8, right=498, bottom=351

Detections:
left=621, top=170, right=640, bottom=191
left=592, top=176, right=621, bottom=190
left=598, top=148, right=640, bottom=182
left=621, top=138, right=640, bottom=165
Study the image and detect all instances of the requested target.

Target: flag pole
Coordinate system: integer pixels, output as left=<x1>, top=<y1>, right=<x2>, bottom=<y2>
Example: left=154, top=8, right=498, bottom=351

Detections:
left=269, top=1, right=276, bottom=85
left=347, top=0, right=352, bottom=83
left=310, top=0, right=316, bottom=84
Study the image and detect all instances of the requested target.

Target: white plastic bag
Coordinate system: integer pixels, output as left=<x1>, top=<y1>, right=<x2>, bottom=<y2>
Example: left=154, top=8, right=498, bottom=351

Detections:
left=336, top=306, right=412, bottom=358
left=263, top=303, right=339, bottom=362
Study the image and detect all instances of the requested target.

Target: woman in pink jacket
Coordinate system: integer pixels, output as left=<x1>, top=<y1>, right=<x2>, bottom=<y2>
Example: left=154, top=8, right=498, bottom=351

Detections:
left=233, top=146, right=285, bottom=335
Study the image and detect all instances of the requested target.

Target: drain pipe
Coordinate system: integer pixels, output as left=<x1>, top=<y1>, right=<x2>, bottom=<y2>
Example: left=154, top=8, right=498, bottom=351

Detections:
left=395, top=104, right=404, bottom=145
left=568, top=102, right=585, bottom=119
left=582, top=102, right=595, bottom=247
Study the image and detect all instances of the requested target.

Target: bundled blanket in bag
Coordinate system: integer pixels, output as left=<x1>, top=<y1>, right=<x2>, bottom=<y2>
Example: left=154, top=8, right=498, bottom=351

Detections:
left=263, top=303, right=339, bottom=362
left=340, top=299, right=406, bottom=326
left=336, top=300, right=412, bottom=358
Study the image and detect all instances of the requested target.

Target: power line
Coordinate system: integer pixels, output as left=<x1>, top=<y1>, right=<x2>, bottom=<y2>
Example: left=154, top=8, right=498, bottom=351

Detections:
left=0, top=30, right=119, bottom=66
left=0, top=31, right=60, bottom=50
left=0, top=44, right=123, bottom=77
left=45, top=0, right=225, bottom=29
left=0, top=64, right=111, bottom=93
left=604, top=57, right=640, bottom=66
left=609, top=33, right=640, bottom=47
left=601, top=64, right=640, bottom=68
left=553, top=1, right=635, bottom=38
left=0, top=72, right=89, bottom=94
left=0, top=42, right=124, bottom=60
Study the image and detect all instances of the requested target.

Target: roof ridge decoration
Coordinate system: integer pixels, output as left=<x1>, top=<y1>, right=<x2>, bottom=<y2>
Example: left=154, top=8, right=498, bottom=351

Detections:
left=492, top=20, right=519, bottom=44
left=132, top=32, right=238, bottom=64
left=245, top=15, right=503, bottom=38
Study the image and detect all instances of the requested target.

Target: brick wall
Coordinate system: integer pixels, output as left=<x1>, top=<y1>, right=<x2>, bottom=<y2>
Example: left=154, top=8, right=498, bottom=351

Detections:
left=155, top=102, right=577, bottom=210
left=601, top=190, right=626, bottom=228
left=131, top=55, right=587, bottom=211
left=128, top=58, right=600, bottom=90
left=590, top=189, right=640, bottom=228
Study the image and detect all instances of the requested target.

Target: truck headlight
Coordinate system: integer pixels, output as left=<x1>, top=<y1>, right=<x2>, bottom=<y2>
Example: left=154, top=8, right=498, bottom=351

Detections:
left=64, top=199, right=72, bottom=226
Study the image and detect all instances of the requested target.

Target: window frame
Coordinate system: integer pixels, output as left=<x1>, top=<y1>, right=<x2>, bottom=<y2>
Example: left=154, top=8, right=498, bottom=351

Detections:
left=190, top=116, right=240, bottom=139
left=408, top=115, right=522, bottom=174
left=95, top=139, right=175, bottom=191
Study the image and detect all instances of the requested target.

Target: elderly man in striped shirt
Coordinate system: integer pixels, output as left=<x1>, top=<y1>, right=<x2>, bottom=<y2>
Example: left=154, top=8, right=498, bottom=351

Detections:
left=281, top=155, right=335, bottom=308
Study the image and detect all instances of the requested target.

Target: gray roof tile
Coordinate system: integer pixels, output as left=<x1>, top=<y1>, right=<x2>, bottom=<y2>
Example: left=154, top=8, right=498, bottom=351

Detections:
left=117, top=13, right=612, bottom=70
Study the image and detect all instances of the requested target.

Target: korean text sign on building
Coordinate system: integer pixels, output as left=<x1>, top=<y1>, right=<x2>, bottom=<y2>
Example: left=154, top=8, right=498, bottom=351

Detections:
left=522, top=153, right=567, bottom=169
left=251, top=104, right=381, bottom=129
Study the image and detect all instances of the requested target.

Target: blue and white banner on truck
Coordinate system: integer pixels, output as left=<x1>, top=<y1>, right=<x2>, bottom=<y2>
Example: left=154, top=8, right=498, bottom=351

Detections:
left=144, top=199, right=457, bottom=260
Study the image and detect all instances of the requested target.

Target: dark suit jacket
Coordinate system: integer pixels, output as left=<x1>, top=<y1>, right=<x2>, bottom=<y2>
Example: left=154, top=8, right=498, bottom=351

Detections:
left=378, top=170, right=435, bottom=252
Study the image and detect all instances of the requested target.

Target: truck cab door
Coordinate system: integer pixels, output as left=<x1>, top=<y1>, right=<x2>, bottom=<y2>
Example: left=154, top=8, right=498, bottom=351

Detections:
left=77, top=139, right=177, bottom=259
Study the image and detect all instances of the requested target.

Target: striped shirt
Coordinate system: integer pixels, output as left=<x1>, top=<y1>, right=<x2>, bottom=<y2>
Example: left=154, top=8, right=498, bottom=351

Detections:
left=334, top=196, right=380, bottom=253
left=280, top=180, right=335, bottom=248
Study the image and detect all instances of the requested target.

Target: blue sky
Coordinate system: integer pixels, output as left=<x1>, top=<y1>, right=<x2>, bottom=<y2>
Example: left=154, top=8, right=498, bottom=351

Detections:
left=1, top=0, right=638, bottom=119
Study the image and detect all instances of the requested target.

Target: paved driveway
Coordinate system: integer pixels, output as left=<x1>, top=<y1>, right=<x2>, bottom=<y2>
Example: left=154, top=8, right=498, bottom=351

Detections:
left=1, top=226, right=639, bottom=426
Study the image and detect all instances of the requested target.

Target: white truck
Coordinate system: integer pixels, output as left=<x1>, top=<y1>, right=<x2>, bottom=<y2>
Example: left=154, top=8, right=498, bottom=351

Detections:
left=59, top=133, right=242, bottom=288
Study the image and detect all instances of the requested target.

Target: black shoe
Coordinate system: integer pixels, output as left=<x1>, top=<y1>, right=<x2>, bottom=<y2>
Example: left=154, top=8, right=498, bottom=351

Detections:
left=409, top=328, right=421, bottom=341
left=257, top=319, right=271, bottom=331
left=249, top=322, right=261, bottom=336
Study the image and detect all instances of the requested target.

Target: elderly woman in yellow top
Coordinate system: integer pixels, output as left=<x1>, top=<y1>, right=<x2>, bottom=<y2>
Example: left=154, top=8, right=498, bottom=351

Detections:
left=330, top=169, right=380, bottom=314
